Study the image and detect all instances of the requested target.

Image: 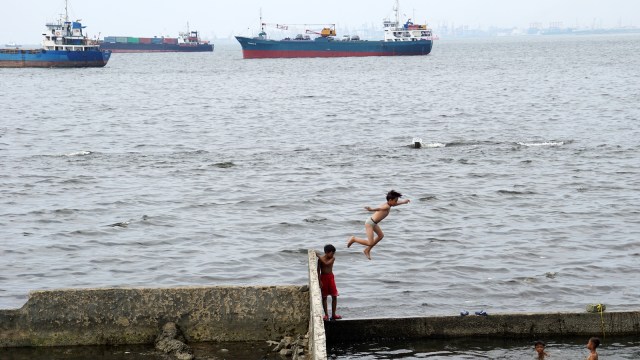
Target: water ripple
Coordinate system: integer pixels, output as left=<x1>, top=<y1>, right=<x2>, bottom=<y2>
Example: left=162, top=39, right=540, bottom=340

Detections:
left=0, top=36, right=639, bottom=316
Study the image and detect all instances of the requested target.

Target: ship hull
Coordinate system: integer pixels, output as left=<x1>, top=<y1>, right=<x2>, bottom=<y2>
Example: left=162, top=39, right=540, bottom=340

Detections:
left=0, top=49, right=111, bottom=68
left=99, top=43, right=213, bottom=53
left=235, top=36, right=432, bottom=59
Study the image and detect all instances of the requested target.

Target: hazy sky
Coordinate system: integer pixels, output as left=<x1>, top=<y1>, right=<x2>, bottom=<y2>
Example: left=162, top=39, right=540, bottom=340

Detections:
left=3, top=0, right=640, bottom=43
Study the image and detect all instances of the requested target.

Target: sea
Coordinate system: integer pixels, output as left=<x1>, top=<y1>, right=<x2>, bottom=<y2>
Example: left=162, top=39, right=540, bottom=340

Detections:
left=1, top=34, right=639, bottom=359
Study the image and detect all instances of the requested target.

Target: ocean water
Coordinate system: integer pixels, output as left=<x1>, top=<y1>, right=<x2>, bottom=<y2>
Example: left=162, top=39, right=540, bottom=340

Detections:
left=330, top=336, right=640, bottom=359
left=1, top=34, right=639, bottom=332
left=2, top=336, right=639, bottom=359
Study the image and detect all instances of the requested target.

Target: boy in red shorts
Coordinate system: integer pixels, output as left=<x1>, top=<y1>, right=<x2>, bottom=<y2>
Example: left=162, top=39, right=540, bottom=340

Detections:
left=316, top=244, right=342, bottom=321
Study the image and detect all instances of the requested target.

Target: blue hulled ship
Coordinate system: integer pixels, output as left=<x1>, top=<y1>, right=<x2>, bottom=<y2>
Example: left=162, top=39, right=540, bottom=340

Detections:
left=0, top=1, right=110, bottom=68
left=235, top=0, right=432, bottom=59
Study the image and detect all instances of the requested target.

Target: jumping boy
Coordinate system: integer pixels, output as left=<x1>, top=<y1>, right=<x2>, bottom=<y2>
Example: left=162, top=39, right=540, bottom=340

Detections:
left=586, top=337, right=600, bottom=360
left=348, top=190, right=410, bottom=260
left=316, top=244, right=342, bottom=321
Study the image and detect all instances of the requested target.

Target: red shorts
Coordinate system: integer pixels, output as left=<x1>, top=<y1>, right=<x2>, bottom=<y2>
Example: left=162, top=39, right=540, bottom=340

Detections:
left=320, top=273, right=339, bottom=298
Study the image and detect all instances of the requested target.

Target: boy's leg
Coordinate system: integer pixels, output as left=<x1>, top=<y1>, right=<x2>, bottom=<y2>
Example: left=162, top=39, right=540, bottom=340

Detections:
left=371, top=225, right=384, bottom=246
left=363, top=225, right=383, bottom=260
left=322, top=297, right=329, bottom=320
left=331, top=295, right=341, bottom=319
left=331, top=296, right=337, bottom=316
left=348, top=224, right=376, bottom=247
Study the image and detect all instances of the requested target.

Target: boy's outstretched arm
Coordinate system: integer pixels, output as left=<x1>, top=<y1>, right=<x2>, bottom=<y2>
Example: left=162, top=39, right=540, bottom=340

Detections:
left=365, top=203, right=391, bottom=211
left=397, top=199, right=411, bottom=205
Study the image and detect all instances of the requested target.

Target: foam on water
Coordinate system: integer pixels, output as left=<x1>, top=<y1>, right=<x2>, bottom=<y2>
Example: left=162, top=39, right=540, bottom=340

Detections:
left=517, top=141, right=565, bottom=147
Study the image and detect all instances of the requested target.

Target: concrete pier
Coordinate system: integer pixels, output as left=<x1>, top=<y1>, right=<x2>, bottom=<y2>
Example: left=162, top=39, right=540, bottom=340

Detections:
left=324, top=312, right=640, bottom=343
left=307, top=249, right=328, bottom=360
left=0, top=286, right=309, bottom=347
left=1, top=250, right=639, bottom=360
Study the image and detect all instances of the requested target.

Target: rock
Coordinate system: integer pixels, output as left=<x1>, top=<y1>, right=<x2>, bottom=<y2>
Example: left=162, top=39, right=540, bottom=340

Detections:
left=157, top=322, right=186, bottom=342
left=283, top=336, right=294, bottom=347
left=155, top=322, right=194, bottom=360
left=273, top=333, right=309, bottom=358
left=273, top=339, right=285, bottom=352
left=156, top=338, right=188, bottom=354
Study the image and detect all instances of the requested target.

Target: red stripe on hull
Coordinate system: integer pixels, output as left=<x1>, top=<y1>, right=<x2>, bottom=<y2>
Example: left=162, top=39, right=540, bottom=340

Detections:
left=242, top=49, right=424, bottom=59
left=107, top=50, right=188, bottom=53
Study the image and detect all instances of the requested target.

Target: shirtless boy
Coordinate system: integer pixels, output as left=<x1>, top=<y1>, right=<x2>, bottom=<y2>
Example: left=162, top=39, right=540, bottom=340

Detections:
left=316, top=244, right=341, bottom=321
left=348, top=190, right=410, bottom=260
left=586, top=337, right=600, bottom=360
left=534, top=340, right=549, bottom=360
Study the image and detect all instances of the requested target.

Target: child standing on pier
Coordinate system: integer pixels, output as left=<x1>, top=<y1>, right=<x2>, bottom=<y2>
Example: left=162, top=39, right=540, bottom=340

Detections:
left=316, top=244, right=342, bottom=321
left=348, top=190, right=410, bottom=260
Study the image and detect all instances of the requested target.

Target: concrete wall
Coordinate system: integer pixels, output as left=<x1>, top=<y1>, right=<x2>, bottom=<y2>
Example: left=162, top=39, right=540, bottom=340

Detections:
left=307, top=249, right=328, bottom=360
left=0, top=286, right=309, bottom=347
left=5, top=250, right=636, bottom=360
left=324, top=312, right=640, bottom=342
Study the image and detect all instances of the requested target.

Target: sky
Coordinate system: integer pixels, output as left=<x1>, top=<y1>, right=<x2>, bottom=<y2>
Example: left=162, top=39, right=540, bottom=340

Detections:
left=2, top=0, right=640, bottom=44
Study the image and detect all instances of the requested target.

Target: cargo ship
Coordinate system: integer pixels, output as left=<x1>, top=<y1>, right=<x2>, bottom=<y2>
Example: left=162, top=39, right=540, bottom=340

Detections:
left=235, top=0, right=432, bottom=59
left=99, top=30, right=213, bottom=53
left=0, top=1, right=110, bottom=68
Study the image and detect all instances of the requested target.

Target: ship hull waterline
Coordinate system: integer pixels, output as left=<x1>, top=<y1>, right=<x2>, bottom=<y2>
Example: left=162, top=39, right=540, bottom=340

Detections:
left=235, top=36, right=432, bottom=59
left=98, top=43, right=213, bottom=53
left=0, top=49, right=111, bottom=68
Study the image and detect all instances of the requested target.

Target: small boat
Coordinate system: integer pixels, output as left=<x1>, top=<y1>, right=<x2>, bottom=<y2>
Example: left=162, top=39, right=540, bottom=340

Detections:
left=235, top=0, right=433, bottom=59
left=0, top=0, right=110, bottom=68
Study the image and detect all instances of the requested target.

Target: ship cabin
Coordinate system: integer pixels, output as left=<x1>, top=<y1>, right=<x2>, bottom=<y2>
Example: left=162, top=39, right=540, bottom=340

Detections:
left=42, top=20, right=98, bottom=51
left=178, top=30, right=208, bottom=45
left=383, top=19, right=432, bottom=42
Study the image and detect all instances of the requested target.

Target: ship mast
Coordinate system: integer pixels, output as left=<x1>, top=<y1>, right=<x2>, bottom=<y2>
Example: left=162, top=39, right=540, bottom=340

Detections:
left=394, top=0, right=400, bottom=26
left=64, top=0, right=69, bottom=22
left=260, top=8, right=264, bottom=33
left=258, top=8, right=267, bottom=38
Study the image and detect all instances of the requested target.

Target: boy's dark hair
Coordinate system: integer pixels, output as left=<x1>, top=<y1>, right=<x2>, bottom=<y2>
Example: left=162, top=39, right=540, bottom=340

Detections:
left=324, top=244, right=336, bottom=254
left=386, top=190, right=403, bottom=201
left=534, top=340, right=545, bottom=347
left=589, top=337, right=600, bottom=348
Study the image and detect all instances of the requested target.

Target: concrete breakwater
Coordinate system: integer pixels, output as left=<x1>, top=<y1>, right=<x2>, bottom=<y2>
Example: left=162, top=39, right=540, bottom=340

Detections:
left=1, top=250, right=639, bottom=360
left=0, top=285, right=309, bottom=347
left=324, top=312, right=640, bottom=343
left=307, top=249, right=328, bottom=360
